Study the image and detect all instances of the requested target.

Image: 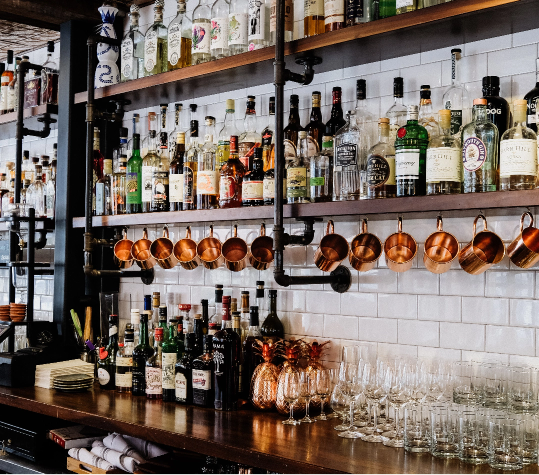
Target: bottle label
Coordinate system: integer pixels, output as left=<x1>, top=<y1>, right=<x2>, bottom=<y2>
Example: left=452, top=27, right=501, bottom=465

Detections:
left=116, top=356, right=133, bottom=367
left=183, top=166, right=195, bottom=203
left=192, top=369, right=212, bottom=390
left=175, top=373, right=187, bottom=400
left=162, top=353, right=177, bottom=390
left=115, top=373, right=132, bottom=388
left=7, top=86, right=15, bottom=112
left=169, top=173, right=183, bottom=202
left=239, top=142, right=257, bottom=165
left=98, top=368, right=111, bottom=386
left=141, top=166, right=153, bottom=202
left=310, top=176, right=325, bottom=186
left=336, top=143, right=358, bottom=167
left=168, top=23, right=182, bottom=66
left=426, top=147, right=461, bottom=182
left=270, top=0, right=293, bottom=32
left=307, top=136, right=319, bottom=156
left=145, top=367, right=162, bottom=395
left=152, top=170, right=169, bottom=205
left=121, top=38, right=134, bottom=78
left=228, top=13, right=249, bottom=46
left=450, top=110, right=463, bottom=136
left=462, top=137, right=487, bottom=172
left=219, top=176, right=237, bottom=200
left=144, top=30, right=158, bottom=72
left=287, top=167, right=307, bottom=197
left=396, top=0, right=413, bottom=7
left=95, top=182, right=105, bottom=215
left=192, top=21, right=211, bottom=55
left=242, top=180, right=263, bottom=200
left=217, top=141, right=230, bottom=166
left=211, top=18, right=229, bottom=51
left=395, top=149, right=420, bottom=178
left=197, top=170, right=219, bottom=195
left=326, top=0, right=344, bottom=24
left=500, top=139, right=537, bottom=177
left=367, top=154, right=394, bottom=187
left=304, top=0, right=324, bottom=17
left=284, top=139, right=297, bottom=160
left=528, top=115, right=537, bottom=124
left=126, top=172, right=141, bottom=204
left=248, top=0, right=266, bottom=45
left=263, top=178, right=275, bottom=199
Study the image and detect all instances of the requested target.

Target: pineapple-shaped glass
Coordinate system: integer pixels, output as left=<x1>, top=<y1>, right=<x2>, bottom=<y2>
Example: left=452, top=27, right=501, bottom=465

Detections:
left=275, top=341, right=303, bottom=415
left=250, top=340, right=282, bottom=410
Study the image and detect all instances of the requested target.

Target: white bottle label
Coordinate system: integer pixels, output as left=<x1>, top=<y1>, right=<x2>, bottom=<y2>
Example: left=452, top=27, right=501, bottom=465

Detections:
left=7, top=86, right=16, bottom=112
left=168, top=23, right=182, bottom=66
left=115, top=373, right=132, bottom=388
left=500, top=139, right=537, bottom=177
left=169, top=173, right=184, bottom=202
left=248, top=0, right=266, bottom=44
left=192, top=21, right=211, bottom=55
left=162, top=353, right=177, bottom=390
left=175, top=373, right=187, bottom=399
left=228, top=13, right=248, bottom=46
left=324, top=0, right=344, bottom=24
left=121, top=38, right=134, bottom=78
left=242, top=180, right=263, bottom=200
left=197, top=170, right=219, bottom=195
left=116, top=356, right=133, bottom=367
left=95, top=183, right=105, bottom=215
left=528, top=115, right=537, bottom=124
left=98, top=368, right=111, bottom=385
left=462, top=137, right=487, bottom=172
left=426, top=147, right=462, bottom=183
left=211, top=17, right=229, bottom=51
left=304, top=0, right=324, bottom=17
left=396, top=0, right=413, bottom=7
left=141, top=165, right=153, bottom=202
left=263, top=177, right=275, bottom=199
left=192, top=370, right=212, bottom=390
left=145, top=367, right=162, bottom=395
left=144, top=30, right=158, bottom=72
left=270, top=0, right=293, bottom=32
left=395, top=149, right=420, bottom=178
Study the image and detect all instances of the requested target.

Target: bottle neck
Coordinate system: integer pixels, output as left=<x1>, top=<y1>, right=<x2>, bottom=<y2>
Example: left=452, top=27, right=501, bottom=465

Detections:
left=224, top=110, right=235, bottom=128
left=140, top=320, right=149, bottom=346
left=268, top=295, right=277, bottom=314
left=244, top=113, right=257, bottom=132
left=154, top=8, right=164, bottom=24
left=451, top=54, right=461, bottom=86
left=394, top=96, right=403, bottom=106
left=289, top=105, right=300, bottom=123
left=473, top=105, right=487, bottom=122
left=131, top=15, right=140, bottom=29
left=378, top=129, right=389, bottom=144
left=148, top=133, right=157, bottom=153
left=331, top=93, right=343, bottom=117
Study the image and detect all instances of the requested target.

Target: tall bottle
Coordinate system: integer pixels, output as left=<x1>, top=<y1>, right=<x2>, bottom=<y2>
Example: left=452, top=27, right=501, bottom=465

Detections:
left=242, top=306, right=263, bottom=399
left=192, top=335, right=214, bottom=407
left=355, top=79, right=374, bottom=158
left=45, top=159, right=57, bottom=218
left=95, top=159, right=112, bottom=216
left=326, top=0, right=344, bottom=30
left=306, top=91, right=325, bottom=152
left=142, top=113, right=158, bottom=212
left=262, top=96, right=275, bottom=172
left=211, top=0, right=230, bottom=60
left=248, top=0, right=270, bottom=50
left=240, top=291, right=250, bottom=339
left=121, top=5, right=145, bottom=82
left=333, top=111, right=361, bottom=201
left=132, top=313, right=154, bottom=396
left=525, top=57, right=539, bottom=133
left=462, top=98, right=499, bottom=193
left=239, top=96, right=262, bottom=170
left=260, top=290, right=284, bottom=342
left=131, top=309, right=140, bottom=347
left=442, top=48, right=470, bottom=137
left=201, top=299, right=209, bottom=335
left=170, top=132, right=185, bottom=211
left=170, top=103, right=184, bottom=154
left=270, top=0, right=293, bottom=43
left=116, top=327, right=134, bottom=392
left=197, top=117, right=219, bottom=209
left=192, top=0, right=212, bottom=65
left=209, top=285, right=224, bottom=335
left=366, top=118, right=396, bottom=198
left=304, top=0, right=324, bottom=37
left=144, top=0, right=168, bottom=77
left=162, top=322, right=179, bottom=402
left=41, top=43, right=59, bottom=106
left=395, top=105, right=429, bottom=197
left=228, top=0, right=249, bottom=55
left=92, top=128, right=104, bottom=214
left=500, top=99, right=537, bottom=191
left=482, top=76, right=511, bottom=141
left=325, top=87, right=346, bottom=137
left=386, top=77, right=407, bottom=141
left=284, top=95, right=303, bottom=160
left=0, top=51, right=13, bottom=115
left=151, top=126, right=170, bottom=212
left=219, top=136, right=246, bottom=208
left=146, top=327, right=163, bottom=399
left=242, top=147, right=264, bottom=206
left=256, top=281, right=265, bottom=314
left=126, top=133, right=143, bottom=214
left=184, top=117, right=200, bottom=210
left=286, top=131, right=310, bottom=203
left=217, top=100, right=240, bottom=170
left=98, top=315, right=119, bottom=390
left=310, top=135, right=333, bottom=202
left=419, top=85, right=439, bottom=140
left=168, top=0, right=192, bottom=70
left=27, top=165, right=45, bottom=217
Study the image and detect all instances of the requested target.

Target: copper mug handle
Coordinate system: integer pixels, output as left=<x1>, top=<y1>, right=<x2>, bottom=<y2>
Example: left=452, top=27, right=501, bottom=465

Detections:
left=249, top=223, right=275, bottom=271
left=151, top=225, right=178, bottom=269
left=113, top=227, right=134, bottom=269
left=520, top=211, right=534, bottom=233
left=174, top=226, right=201, bottom=270
left=472, top=214, right=488, bottom=237
left=314, top=220, right=349, bottom=272
left=507, top=211, right=539, bottom=269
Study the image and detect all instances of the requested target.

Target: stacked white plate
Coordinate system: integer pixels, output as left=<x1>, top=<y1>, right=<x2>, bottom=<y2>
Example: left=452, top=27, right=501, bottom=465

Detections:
left=35, top=360, right=95, bottom=389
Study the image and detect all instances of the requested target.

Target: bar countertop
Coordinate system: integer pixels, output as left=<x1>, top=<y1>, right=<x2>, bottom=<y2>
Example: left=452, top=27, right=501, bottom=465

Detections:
left=0, top=385, right=535, bottom=474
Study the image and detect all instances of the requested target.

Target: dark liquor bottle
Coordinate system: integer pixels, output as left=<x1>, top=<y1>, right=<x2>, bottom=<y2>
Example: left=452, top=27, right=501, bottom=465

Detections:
left=193, top=314, right=204, bottom=355
left=116, top=327, right=134, bottom=392
left=126, top=133, right=143, bottom=214
left=174, top=318, right=185, bottom=356
left=306, top=91, right=325, bottom=151
left=209, top=285, right=223, bottom=335
left=283, top=95, right=303, bottom=160
left=482, top=76, right=511, bottom=139
left=524, top=58, right=539, bottom=133
left=162, top=320, right=179, bottom=402
left=192, top=335, right=214, bottom=408
left=241, top=306, right=263, bottom=399
left=261, top=97, right=275, bottom=173
left=260, top=290, right=284, bottom=342
left=213, top=296, right=241, bottom=411
left=169, top=132, right=185, bottom=211
left=232, top=311, right=243, bottom=396
left=158, top=305, right=168, bottom=330
left=325, top=87, right=347, bottom=137
left=219, top=136, right=245, bottom=208
left=132, top=313, right=154, bottom=396
left=98, top=314, right=119, bottom=390
left=201, top=299, right=209, bottom=335
left=242, top=147, right=264, bottom=206
left=175, top=333, right=196, bottom=404
left=145, top=327, right=163, bottom=399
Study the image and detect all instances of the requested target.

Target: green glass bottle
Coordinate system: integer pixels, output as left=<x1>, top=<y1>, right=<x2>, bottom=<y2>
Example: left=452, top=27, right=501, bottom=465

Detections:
left=260, top=290, right=284, bottom=343
left=379, top=0, right=396, bottom=18
left=132, top=313, right=154, bottom=396
left=162, top=320, right=179, bottom=402
left=395, top=105, right=429, bottom=197
left=98, top=315, right=119, bottom=390
left=126, top=133, right=142, bottom=214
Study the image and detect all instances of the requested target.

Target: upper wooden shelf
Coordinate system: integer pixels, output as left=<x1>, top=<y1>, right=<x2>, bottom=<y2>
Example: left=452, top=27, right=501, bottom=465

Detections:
left=0, top=104, right=58, bottom=126
left=73, top=0, right=535, bottom=110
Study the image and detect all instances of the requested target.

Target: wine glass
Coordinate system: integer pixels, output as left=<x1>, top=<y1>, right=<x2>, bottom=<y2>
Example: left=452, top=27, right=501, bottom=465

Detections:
left=338, top=370, right=366, bottom=439
left=333, top=362, right=357, bottom=430
left=315, top=369, right=331, bottom=421
left=382, top=362, right=411, bottom=447
left=326, top=368, right=340, bottom=419
left=330, top=382, right=349, bottom=429
left=282, top=372, right=300, bottom=425
left=362, top=360, right=387, bottom=443
left=299, top=372, right=316, bottom=424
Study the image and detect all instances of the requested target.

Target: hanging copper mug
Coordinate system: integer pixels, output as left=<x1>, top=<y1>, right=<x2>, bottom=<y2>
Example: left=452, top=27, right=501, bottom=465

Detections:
left=459, top=214, right=505, bottom=275
left=314, top=220, right=350, bottom=272
left=150, top=225, right=178, bottom=269
left=423, top=216, right=460, bottom=274
left=507, top=211, right=539, bottom=269
left=249, top=223, right=275, bottom=271
left=197, top=225, right=224, bottom=270
left=113, top=227, right=134, bottom=269
left=349, top=219, right=382, bottom=272
left=384, top=217, right=417, bottom=273
left=222, top=224, right=248, bottom=272
left=131, top=228, right=156, bottom=269
left=173, top=226, right=201, bottom=270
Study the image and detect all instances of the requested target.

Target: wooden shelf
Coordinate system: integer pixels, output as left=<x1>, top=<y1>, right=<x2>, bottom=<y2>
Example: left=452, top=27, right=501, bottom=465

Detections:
left=0, top=104, right=58, bottom=126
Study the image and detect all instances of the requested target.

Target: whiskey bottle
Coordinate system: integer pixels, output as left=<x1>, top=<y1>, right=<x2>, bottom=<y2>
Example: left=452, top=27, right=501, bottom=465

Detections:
left=325, top=0, right=344, bottom=30
left=286, top=131, right=310, bottom=203
left=306, top=91, right=325, bottom=152
left=442, top=48, right=470, bottom=137
left=260, top=290, right=284, bottom=342
left=0, top=51, right=14, bottom=115
left=248, top=0, right=270, bottom=50
left=151, top=129, right=170, bottom=212
left=211, top=0, right=230, bottom=60
left=192, top=0, right=212, bottom=65
left=284, top=95, right=303, bottom=160
left=262, top=97, right=275, bottom=172
left=426, top=110, right=462, bottom=195
left=270, top=0, right=293, bottom=44
left=162, top=319, right=179, bottom=402
left=304, top=0, right=324, bottom=37
left=310, top=135, right=333, bottom=202
left=192, top=335, right=214, bottom=407
left=209, top=285, right=224, bottom=335
left=263, top=157, right=275, bottom=205
left=239, top=96, right=262, bottom=170
left=132, top=313, right=154, bottom=396
left=419, top=85, right=439, bottom=140
left=333, top=111, right=361, bottom=201
left=242, top=306, right=263, bottom=398
left=395, top=105, right=429, bottom=197
left=500, top=99, right=537, bottom=191
left=525, top=57, right=539, bottom=133
left=169, top=132, right=185, bottom=211
left=121, top=5, right=144, bottom=82
left=228, top=0, right=249, bottom=55
left=95, top=159, right=112, bottom=216
left=219, top=135, right=246, bottom=208
left=144, top=0, right=168, bottom=76
left=126, top=133, right=143, bottom=214
left=367, top=118, right=396, bottom=198
left=98, top=315, right=119, bottom=390
left=325, top=87, right=346, bottom=137
left=116, top=327, right=134, bottom=392
left=183, top=119, right=200, bottom=210
left=482, top=76, right=511, bottom=141
left=146, top=327, right=164, bottom=399
left=242, top=147, right=264, bottom=206
left=218, top=100, right=240, bottom=169
left=142, top=113, right=159, bottom=212
left=168, top=0, right=192, bottom=70
left=197, top=117, right=219, bottom=209
left=386, top=77, right=407, bottom=141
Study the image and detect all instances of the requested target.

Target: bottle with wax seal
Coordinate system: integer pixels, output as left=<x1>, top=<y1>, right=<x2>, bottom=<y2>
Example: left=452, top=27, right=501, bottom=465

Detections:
left=98, top=314, right=119, bottom=390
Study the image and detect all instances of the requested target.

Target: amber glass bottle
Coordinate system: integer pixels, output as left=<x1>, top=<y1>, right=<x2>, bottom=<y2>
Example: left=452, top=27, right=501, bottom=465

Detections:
left=219, top=136, right=246, bottom=208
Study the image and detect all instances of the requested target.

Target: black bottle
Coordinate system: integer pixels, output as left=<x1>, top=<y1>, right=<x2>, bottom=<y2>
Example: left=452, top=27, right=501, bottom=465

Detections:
left=524, top=67, right=539, bottom=133
left=482, top=76, right=511, bottom=139
left=97, top=315, right=119, bottom=390
left=242, top=147, right=264, bottom=207
left=192, top=335, right=214, bottom=408
left=283, top=95, right=303, bottom=155
left=132, top=313, right=154, bottom=396
left=175, top=333, right=196, bottom=404
left=260, top=289, right=285, bottom=342
left=325, top=87, right=347, bottom=137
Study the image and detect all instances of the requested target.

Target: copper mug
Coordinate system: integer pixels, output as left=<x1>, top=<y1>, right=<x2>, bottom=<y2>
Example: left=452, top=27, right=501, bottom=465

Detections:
left=197, top=225, right=224, bottom=270
left=459, top=214, right=505, bottom=275
left=314, top=220, right=350, bottom=272
left=113, top=227, right=134, bottom=269
left=249, top=223, right=275, bottom=271
left=349, top=219, right=382, bottom=272
left=132, top=228, right=156, bottom=269
left=150, top=225, right=178, bottom=269
left=222, top=224, right=249, bottom=272
left=507, top=211, right=539, bottom=269
left=174, top=226, right=201, bottom=270
left=423, top=216, right=460, bottom=274
left=384, top=217, right=417, bottom=273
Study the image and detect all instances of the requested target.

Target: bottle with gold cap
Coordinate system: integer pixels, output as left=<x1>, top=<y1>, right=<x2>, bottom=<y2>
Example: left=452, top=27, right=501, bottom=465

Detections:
left=426, top=110, right=462, bottom=195
left=367, top=118, right=396, bottom=199
left=461, top=98, right=499, bottom=193
left=217, top=99, right=240, bottom=170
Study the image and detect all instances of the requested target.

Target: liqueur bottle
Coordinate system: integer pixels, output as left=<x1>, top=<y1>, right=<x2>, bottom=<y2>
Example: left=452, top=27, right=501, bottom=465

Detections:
left=175, top=333, right=196, bottom=403
left=219, top=135, right=246, bottom=208
left=284, top=94, right=303, bottom=161
left=142, top=113, right=158, bottom=212
left=146, top=327, right=164, bottom=399
left=192, top=0, right=212, bottom=65
left=95, top=159, right=112, bottom=216
left=192, top=335, right=215, bottom=407
left=482, top=76, right=511, bottom=141
left=98, top=315, right=119, bottom=390
left=242, top=306, right=263, bottom=398
left=248, top=0, right=270, bottom=50
left=270, top=0, right=293, bottom=44
left=116, top=327, right=134, bottom=392
left=193, top=314, right=204, bottom=355
left=426, top=110, right=462, bottom=195
left=127, top=133, right=143, bottom=214
left=262, top=97, right=275, bottom=172
left=183, top=119, right=200, bottom=210
left=162, top=321, right=179, bottom=402
left=442, top=48, right=470, bottom=136
left=418, top=85, right=439, bottom=140
left=333, top=111, right=361, bottom=201
left=260, top=290, right=284, bottom=342
left=310, top=135, right=333, bottom=202
left=242, top=147, right=264, bottom=206
left=367, top=118, right=396, bottom=199
left=197, top=117, right=219, bottom=209
left=168, top=0, right=192, bottom=70
left=132, top=313, right=154, bottom=396
left=169, top=132, right=185, bottom=211
left=304, top=0, right=325, bottom=37
left=217, top=100, right=239, bottom=169
left=524, top=57, right=539, bottom=133
left=286, top=131, right=310, bottom=203
left=386, top=77, right=407, bottom=141
left=239, top=96, right=262, bottom=169
left=211, top=0, right=230, bottom=60
left=209, top=285, right=224, bottom=335
left=325, top=87, right=346, bottom=137
left=228, top=0, right=249, bottom=55
left=144, top=0, right=168, bottom=76
left=121, top=5, right=144, bottom=82
left=306, top=91, right=325, bottom=152
left=325, top=0, right=344, bottom=30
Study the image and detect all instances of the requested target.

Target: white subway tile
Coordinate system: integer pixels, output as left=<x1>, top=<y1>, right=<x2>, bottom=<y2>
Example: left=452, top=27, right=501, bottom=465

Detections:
left=485, top=325, right=535, bottom=356
left=153, top=266, right=179, bottom=285
left=358, top=269, right=398, bottom=293
left=512, top=29, right=539, bottom=47
left=440, top=270, right=485, bottom=297
left=440, top=322, right=485, bottom=351
left=398, top=320, right=439, bottom=347
left=509, top=355, right=539, bottom=368
left=204, top=267, right=231, bottom=286
left=461, top=351, right=509, bottom=364
left=418, top=347, right=461, bottom=362
left=305, top=290, right=340, bottom=315
left=485, top=271, right=535, bottom=299
left=230, top=266, right=260, bottom=288
left=510, top=299, right=539, bottom=327
left=179, top=265, right=205, bottom=286
left=357, top=317, right=398, bottom=343
left=418, top=295, right=461, bottom=322
left=488, top=45, right=537, bottom=77
left=512, top=72, right=537, bottom=101
left=278, top=290, right=306, bottom=313
left=462, top=297, right=509, bottom=325
left=323, top=314, right=358, bottom=340
left=378, top=343, right=418, bottom=359
left=465, top=34, right=512, bottom=56
left=381, top=53, right=421, bottom=73
left=341, top=292, right=377, bottom=317
left=287, top=312, right=324, bottom=336
left=398, top=270, right=439, bottom=295
left=342, top=61, right=381, bottom=79
left=378, top=293, right=417, bottom=320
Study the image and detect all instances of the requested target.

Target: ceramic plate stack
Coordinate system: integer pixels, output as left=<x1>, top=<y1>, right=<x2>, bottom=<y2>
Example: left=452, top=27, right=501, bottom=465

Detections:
left=0, top=305, right=10, bottom=322
left=35, top=360, right=95, bottom=389
left=10, top=303, right=26, bottom=322
left=53, top=374, right=94, bottom=392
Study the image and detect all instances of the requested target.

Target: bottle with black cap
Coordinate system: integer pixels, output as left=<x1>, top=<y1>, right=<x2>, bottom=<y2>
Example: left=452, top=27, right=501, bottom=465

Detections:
left=482, top=76, right=511, bottom=140
left=242, top=306, right=263, bottom=399
left=325, top=87, right=347, bottom=137
left=209, top=285, right=224, bottom=334
left=284, top=94, right=303, bottom=157
left=116, top=326, right=135, bottom=392
left=184, top=104, right=199, bottom=210
left=98, top=315, right=119, bottom=390
left=386, top=77, right=407, bottom=141
left=261, top=289, right=284, bottom=341
left=242, top=147, right=264, bottom=206
left=442, top=48, right=470, bottom=136
left=175, top=333, right=196, bottom=403
left=418, top=85, right=439, bottom=140
left=255, top=281, right=265, bottom=314
left=192, top=334, right=214, bottom=407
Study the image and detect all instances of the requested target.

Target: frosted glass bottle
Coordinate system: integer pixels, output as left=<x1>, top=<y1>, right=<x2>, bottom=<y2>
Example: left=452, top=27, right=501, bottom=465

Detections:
left=192, top=0, right=212, bottom=65
left=121, top=4, right=144, bottom=81
left=248, top=0, right=270, bottom=50
left=228, top=0, right=249, bottom=55
left=211, top=0, right=230, bottom=59
left=144, top=0, right=168, bottom=76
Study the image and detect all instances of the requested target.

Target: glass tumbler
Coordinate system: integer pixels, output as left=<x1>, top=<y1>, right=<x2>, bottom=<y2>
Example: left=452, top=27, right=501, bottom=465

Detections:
left=488, top=417, right=523, bottom=471
left=431, top=404, right=459, bottom=458
left=519, top=414, right=538, bottom=465
left=509, top=366, right=538, bottom=414
left=404, top=405, right=431, bottom=453
left=481, top=363, right=508, bottom=409
left=452, top=361, right=481, bottom=405
left=458, top=408, right=489, bottom=465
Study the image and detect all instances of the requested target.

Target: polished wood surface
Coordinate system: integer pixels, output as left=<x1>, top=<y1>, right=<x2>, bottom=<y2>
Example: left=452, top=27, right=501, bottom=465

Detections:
left=0, top=385, right=537, bottom=474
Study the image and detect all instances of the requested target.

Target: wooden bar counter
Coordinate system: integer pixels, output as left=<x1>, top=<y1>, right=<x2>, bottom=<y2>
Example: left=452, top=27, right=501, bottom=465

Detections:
left=0, top=385, right=535, bottom=474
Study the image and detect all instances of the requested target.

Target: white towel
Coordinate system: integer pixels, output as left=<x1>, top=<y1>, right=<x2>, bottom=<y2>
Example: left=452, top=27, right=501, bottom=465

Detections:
left=91, top=443, right=138, bottom=473
left=122, top=435, right=168, bottom=459
left=102, top=433, right=146, bottom=464
left=68, top=447, right=115, bottom=472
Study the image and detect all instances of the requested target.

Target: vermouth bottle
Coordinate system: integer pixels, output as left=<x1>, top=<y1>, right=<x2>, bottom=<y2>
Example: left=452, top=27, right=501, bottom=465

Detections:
left=367, top=118, right=396, bottom=199
left=145, top=328, right=163, bottom=399
left=211, top=0, right=230, bottom=60
left=270, top=0, right=293, bottom=43
left=192, top=0, right=212, bottom=65
left=132, top=313, right=154, bottom=396
left=442, top=48, right=470, bottom=136
left=192, top=335, right=214, bottom=407
left=197, top=117, right=219, bottom=209
left=333, top=111, right=361, bottom=201
left=144, top=0, right=168, bottom=76
left=248, top=0, right=270, bottom=50
left=162, top=322, right=179, bottom=402
left=168, top=0, right=192, bottom=70
left=116, top=327, right=134, bottom=392
left=121, top=4, right=144, bottom=82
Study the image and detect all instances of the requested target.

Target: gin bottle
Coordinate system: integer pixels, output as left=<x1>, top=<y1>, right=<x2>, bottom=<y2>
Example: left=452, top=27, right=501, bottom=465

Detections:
left=151, top=131, right=170, bottom=212
left=229, top=0, right=249, bottom=55
left=367, top=118, right=396, bottom=199
left=442, top=48, right=470, bottom=137
left=286, top=131, right=310, bottom=203
left=500, top=99, right=537, bottom=191
left=192, top=0, right=212, bottom=65
left=121, top=5, right=144, bottom=82
left=248, top=0, right=270, bottom=50
left=333, top=111, right=361, bottom=201
left=379, top=0, right=396, bottom=18
left=168, top=1, right=192, bottom=70
left=419, top=85, right=439, bottom=140
left=169, top=103, right=184, bottom=155
left=482, top=76, right=511, bottom=140
left=426, top=109, right=462, bottom=195
left=386, top=77, right=407, bottom=141
left=144, top=0, right=168, bottom=76
left=462, top=98, right=499, bottom=193
left=211, top=0, right=230, bottom=59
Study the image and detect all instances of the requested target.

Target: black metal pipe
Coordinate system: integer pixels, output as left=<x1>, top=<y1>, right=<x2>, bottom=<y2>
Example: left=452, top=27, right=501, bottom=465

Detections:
left=27, top=207, right=35, bottom=345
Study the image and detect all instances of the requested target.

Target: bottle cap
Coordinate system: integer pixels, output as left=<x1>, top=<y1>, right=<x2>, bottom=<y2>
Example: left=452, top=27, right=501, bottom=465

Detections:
left=356, top=79, right=366, bottom=100
left=473, top=98, right=487, bottom=106
left=379, top=117, right=390, bottom=124
left=241, top=291, right=249, bottom=296
left=393, top=77, right=404, bottom=97
left=159, top=305, right=167, bottom=317
left=269, top=289, right=277, bottom=297
left=225, top=99, right=235, bottom=112
left=256, top=281, right=264, bottom=287
left=215, top=286, right=223, bottom=302
left=205, top=116, right=215, bottom=125
left=120, top=127, right=128, bottom=138
left=154, top=327, right=164, bottom=341
left=222, top=295, right=231, bottom=304
left=175, top=103, right=183, bottom=111
left=103, top=159, right=113, bottom=174
left=201, top=299, right=208, bottom=307
left=144, top=294, right=152, bottom=310
left=290, top=94, right=299, bottom=105
left=451, top=48, right=462, bottom=54
left=124, top=328, right=134, bottom=342
left=332, top=87, right=342, bottom=93
left=23, top=151, right=29, bottom=160
left=178, top=304, right=192, bottom=311
left=140, top=313, right=148, bottom=323
left=312, top=91, right=321, bottom=97
left=47, top=41, right=55, bottom=53
left=177, top=132, right=185, bottom=144
left=249, top=306, right=259, bottom=326
left=482, top=76, right=500, bottom=90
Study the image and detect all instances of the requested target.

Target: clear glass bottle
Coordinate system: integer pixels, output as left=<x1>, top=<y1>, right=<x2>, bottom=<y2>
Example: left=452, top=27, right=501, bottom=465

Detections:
left=287, top=131, right=310, bottom=203
left=426, top=110, right=462, bottom=195
left=462, top=98, right=499, bottom=193
left=239, top=96, right=262, bottom=170
left=95, top=159, right=112, bottom=216
left=228, top=0, right=249, bottom=55
left=27, top=165, right=45, bottom=217
left=142, top=114, right=159, bottom=212
left=116, top=327, right=134, bottom=393
left=184, top=119, right=200, bottom=210
left=270, top=0, right=293, bottom=43
left=112, top=155, right=127, bottom=216
left=333, top=111, right=361, bottom=201
left=442, top=48, right=470, bottom=137
left=248, top=0, right=270, bottom=50
left=41, top=43, right=59, bottom=106
left=242, top=147, right=264, bottom=206
left=367, top=118, right=396, bottom=199
left=151, top=129, right=170, bottom=212
left=168, top=0, right=193, bottom=70
left=126, top=133, right=143, bottom=214
left=121, top=5, right=145, bottom=82
left=2, top=178, right=14, bottom=214
left=219, top=136, right=246, bottom=208
left=192, top=0, right=212, bottom=65
left=525, top=57, right=539, bottom=133
left=304, top=0, right=325, bottom=37
left=197, top=116, right=219, bottom=209
left=145, top=327, right=164, bottom=399
left=419, top=85, right=439, bottom=140
left=45, top=159, right=56, bottom=218
left=7, top=57, right=21, bottom=114
left=211, top=0, right=230, bottom=60
left=500, top=99, right=537, bottom=191
left=170, top=132, right=185, bottom=211
left=355, top=79, right=375, bottom=195
left=386, top=77, right=407, bottom=142
left=218, top=100, right=240, bottom=170
left=310, top=135, right=333, bottom=202
left=22, top=151, right=33, bottom=183
left=144, top=0, right=168, bottom=76
left=93, top=128, right=104, bottom=213
left=396, top=0, right=416, bottom=14
left=169, top=103, right=184, bottom=155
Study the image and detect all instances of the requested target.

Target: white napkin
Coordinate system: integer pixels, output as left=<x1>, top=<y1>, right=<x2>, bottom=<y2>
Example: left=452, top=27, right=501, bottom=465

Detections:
left=122, top=435, right=168, bottom=459
left=68, top=447, right=115, bottom=472
left=91, top=442, right=138, bottom=473
left=102, top=433, right=145, bottom=464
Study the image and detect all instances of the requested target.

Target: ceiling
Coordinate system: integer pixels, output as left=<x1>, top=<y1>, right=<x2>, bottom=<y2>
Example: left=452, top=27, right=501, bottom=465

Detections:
left=0, top=20, right=60, bottom=62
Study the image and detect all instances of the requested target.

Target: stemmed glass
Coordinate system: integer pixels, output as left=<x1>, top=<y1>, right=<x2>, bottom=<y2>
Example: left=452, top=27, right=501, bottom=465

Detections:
left=282, top=372, right=300, bottom=425
left=315, top=369, right=331, bottom=421
left=326, top=369, right=340, bottom=419
left=338, top=370, right=365, bottom=439
left=362, top=360, right=387, bottom=443
left=382, top=362, right=411, bottom=447
left=333, top=362, right=357, bottom=430
left=299, top=372, right=316, bottom=424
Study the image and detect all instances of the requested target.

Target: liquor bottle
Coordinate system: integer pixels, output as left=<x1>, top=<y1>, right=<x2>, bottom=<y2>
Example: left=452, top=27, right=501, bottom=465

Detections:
left=170, top=132, right=185, bottom=211
left=242, top=306, right=263, bottom=398
left=325, top=0, right=344, bottom=30
left=284, top=95, right=303, bottom=164
left=367, top=118, right=396, bottom=199
left=98, top=315, right=119, bottom=390
left=325, top=87, right=346, bottom=137
left=482, top=76, right=511, bottom=141
left=263, top=155, right=275, bottom=206
left=142, top=113, right=158, bottom=212
left=306, top=91, right=325, bottom=152
left=239, top=96, right=262, bottom=169
left=396, top=0, right=416, bottom=14
left=192, top=335, right=214, bottom=407
left=355, top=79, right=375, bottom=191
left=442, top=48, right=470, bottom=137
left=248, top=0, right=270, bottom=50
left=179, top=303, right=192, bottom=334
left=168, top=0, right=192, bottom=70
left=127, top=133, right=143, bottom=214
left=219, top=136, right=246, bottom=208
left=0, top=51, right=13, bottom=115
left=116, top=327, right=134, bottom=392
left=333, top=111, right=361, bottom=201
left=184, top=119, right=200, bottom=210
left=240, top=291, right=250, bottom=339
left=158, top=305, right=168, bottom=331
left=213, top=296, right=241, bottom=411
left=197, top=117, right=219, bottom=209
left=193, top=314, right=204, bottom=355
left=311, top=135, right=333, bottom=202
left=2, top=178, right=14, bottom=212
left=242, top=147, right=264, bottom=206
left=175, top=333, right=196, bottom=403
left=211, top=0, right=230, bottom=60
left=419, top=85, right=439, bottom=140
left=260, top=290, right=284, bottom=342
left=45, top=159, right=57, bottom=218
left=131, top=309, right=140, bottom=347
left=146, top=327, right=164, bottom=399
left=95, top=159, right=112, bottom=216
left=525, top=57, right=539, bottom=133
left=262, top=97, right=275, bottom=172
left=287, top=131, right=310, bottom=203
left=201, top=299, right=209, bottom=335
left=270, top=0, right=293, bottom=43
left=349, top=0, right=374, bottom=23
left=462, top=98, right=499, bottom=193
left=121, top=5, right=145, bottom=82
left=159, top=103, right=169, bottom=152
left=257, top=282, right=267, bottom=325
left=395, top=105, right=429, bottom=197
left=27, top=165, right=45, bottom=217
left=8, top=56, right=23, bottom=114
left=304, top=0, right=324, bottom=37
left=209, top=285, right=224, bottom=335
left=231, top=311, right=243, bottom=395
left=22, top=151, right=32, bottom=182
left=151, top=129, right=170, bottom=213
left=112, top=154, right=127, bottom=216
left=386, top=77, right=407, bottom=141
left=92, top=128, right=104, bottom=213
left=168, top=104, right=182, bottom=154
left=500, top=99, right=537, bottom=191
left=41, top=43, right=59, bottom=106
left=228, top=0, right=249, bottom=55
left=192, top=0, right=212, bottom=65
left=144, top=0, right=168, bottom=76
left=132, top=313, right=154, bottom=396
left=172, top=319, right=185, bottom=357
left=217, top=100, right=240, bottom=170
left=426, top=110, right=462, bottom=195
left=162, top=320, right=179, bottom=402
